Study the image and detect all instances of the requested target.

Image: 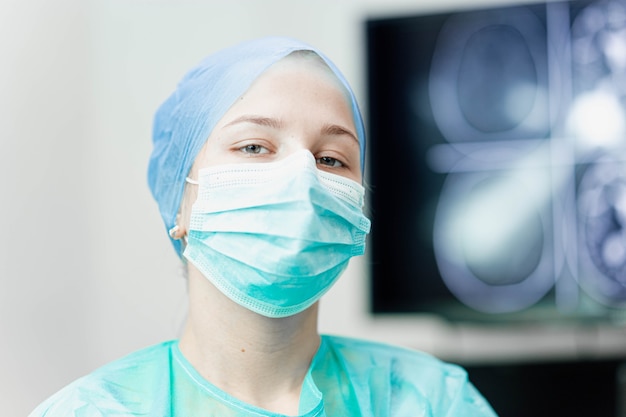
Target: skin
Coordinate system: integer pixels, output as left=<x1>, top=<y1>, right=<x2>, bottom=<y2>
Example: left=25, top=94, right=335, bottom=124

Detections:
left=175, top=54, right=361, bottom=415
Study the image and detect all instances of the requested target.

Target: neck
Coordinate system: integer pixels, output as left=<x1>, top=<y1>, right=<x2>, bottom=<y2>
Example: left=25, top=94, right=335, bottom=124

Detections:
left=179, top=264, right=320, bottom=415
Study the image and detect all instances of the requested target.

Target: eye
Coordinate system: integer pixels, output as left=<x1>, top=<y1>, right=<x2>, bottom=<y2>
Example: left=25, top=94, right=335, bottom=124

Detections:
left=317, top=156, right=343, bottom=168
left=239, top=144, right=269, bottom=155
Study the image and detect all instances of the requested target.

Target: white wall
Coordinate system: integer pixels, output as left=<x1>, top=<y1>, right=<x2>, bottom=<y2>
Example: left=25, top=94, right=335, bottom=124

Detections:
left=3, top=0, right=625, bottom=415
left=1, top=1, right=94, bottom=413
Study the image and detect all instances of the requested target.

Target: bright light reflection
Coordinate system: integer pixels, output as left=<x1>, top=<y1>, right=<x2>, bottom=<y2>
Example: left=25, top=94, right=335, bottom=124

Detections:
left=566, top=89, right=625, bottom=150
left=441, top=143, right=559, bottom=268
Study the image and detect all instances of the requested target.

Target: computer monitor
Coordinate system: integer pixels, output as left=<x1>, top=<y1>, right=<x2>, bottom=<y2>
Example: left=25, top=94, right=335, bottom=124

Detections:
left=366, top=0, right=626, bottom=323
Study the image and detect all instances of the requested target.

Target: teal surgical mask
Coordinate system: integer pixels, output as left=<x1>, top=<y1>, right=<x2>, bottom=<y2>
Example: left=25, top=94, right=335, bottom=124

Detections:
left=183, top=150, right=371, bottom=318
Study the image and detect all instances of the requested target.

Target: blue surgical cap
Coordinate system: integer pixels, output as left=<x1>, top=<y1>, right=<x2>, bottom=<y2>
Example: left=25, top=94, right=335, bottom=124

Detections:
left=148, top=36, right=366, bottom=257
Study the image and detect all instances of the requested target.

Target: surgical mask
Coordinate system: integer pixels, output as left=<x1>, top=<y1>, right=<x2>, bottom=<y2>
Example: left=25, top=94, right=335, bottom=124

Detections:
left=183, top=150, right=371, bottom=318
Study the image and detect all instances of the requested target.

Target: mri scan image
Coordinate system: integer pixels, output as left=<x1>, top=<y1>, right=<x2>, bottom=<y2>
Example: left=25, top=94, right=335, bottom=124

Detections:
left=367, top=0, right=626, bottom=320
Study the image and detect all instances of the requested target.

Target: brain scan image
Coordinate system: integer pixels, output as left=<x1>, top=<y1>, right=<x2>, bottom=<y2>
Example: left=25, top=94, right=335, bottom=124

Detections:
left=367, top=0, right=626, bottom=319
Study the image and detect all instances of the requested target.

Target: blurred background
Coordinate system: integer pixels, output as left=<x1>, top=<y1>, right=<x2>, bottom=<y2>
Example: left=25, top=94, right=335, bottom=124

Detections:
left=2, top=0, right=625, bottom=415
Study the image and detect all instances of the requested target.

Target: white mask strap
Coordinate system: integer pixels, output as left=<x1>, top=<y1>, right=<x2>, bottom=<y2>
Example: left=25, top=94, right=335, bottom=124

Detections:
left=185, top=177, right=199, bottom=185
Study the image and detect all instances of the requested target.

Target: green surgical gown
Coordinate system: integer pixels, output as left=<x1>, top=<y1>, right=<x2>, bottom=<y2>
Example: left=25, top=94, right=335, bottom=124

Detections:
left=30, top=335, right=497, bottom=416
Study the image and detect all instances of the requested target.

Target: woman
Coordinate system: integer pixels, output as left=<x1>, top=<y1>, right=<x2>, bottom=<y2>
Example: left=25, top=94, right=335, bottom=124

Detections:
left=30, top=37, right=497, bottom=416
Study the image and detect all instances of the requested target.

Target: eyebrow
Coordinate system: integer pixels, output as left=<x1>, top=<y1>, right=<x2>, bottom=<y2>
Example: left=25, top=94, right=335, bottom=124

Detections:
left=321, top=123, right=359, bottom=145
left=224, top=115, right=283, bottom=129
left=224, top=114, right=359, bottom=144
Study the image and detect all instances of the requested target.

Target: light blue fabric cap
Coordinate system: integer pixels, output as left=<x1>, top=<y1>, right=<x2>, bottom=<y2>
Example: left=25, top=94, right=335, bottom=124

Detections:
left=148, top=36, right=366, bottom=257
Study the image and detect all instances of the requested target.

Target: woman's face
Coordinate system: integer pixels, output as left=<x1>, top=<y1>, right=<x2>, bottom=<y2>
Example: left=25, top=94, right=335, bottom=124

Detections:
left=177, top=54, right=362, bottom=235
left=190, top=55, right=361, bottom=183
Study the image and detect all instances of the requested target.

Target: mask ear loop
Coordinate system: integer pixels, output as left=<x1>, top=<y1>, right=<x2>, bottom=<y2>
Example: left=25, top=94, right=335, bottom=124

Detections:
left=169, top=177, right=200, bottom=245
left=182, top=176, right=200, bottom=243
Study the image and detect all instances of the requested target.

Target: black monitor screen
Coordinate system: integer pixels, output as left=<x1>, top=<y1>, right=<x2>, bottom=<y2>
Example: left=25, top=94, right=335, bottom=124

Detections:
left=366, top=0, right=626, bottom=322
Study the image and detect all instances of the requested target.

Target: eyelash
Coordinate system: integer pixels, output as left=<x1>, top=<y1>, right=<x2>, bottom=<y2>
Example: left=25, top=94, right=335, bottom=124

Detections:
left=236, top=142, right=347, bottom=169
left=239, top=144, right=269, bottom=155
left=317, top=156, right=343, bottom=168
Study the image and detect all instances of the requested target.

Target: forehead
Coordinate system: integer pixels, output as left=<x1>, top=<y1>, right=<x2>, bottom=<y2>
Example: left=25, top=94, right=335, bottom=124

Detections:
left=280, top=50, right=350, bottom=90
left=247, top=52, right=351, bottom=104
left=205, top=55, right=356, bottom=136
